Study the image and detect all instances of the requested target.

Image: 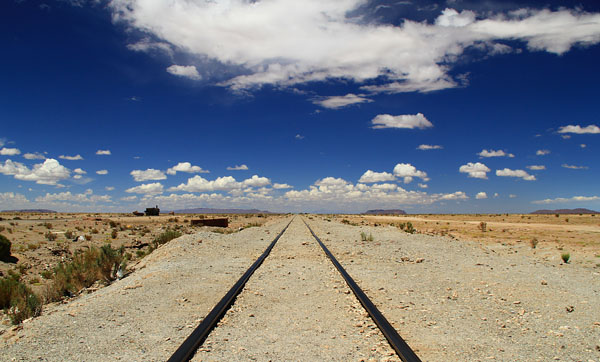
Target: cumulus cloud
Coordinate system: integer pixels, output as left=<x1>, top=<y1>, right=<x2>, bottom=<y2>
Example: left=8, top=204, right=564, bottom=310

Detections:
left=167, top=162, right=209, bottom=175
left=533, top=195, right=600, bottom=204
left=226, top=164, right=249, bottom=171
left=74, top=168, right=86, bottom=174
left=243, top=175, right=271, bottom=188
left=476, top=191, right=487, bottom=199
left=536, top=149, right=550, bottom=155
left=23, top=152, right=45, bottom=160
left=417, top=144, right=442, bottom=150
left=358, top=170, right=396, bottom=183
left=557, top=124, right=600, bottom=134
left=562, top=164, right=589, bottom=170
left=295, top=134, right=304, bottom=140
left=131, top=168, right=167, bottom=181
left=273, top=183, right=293, bottom=189
left=313, top=94, right=372, bottom=109
left=478, top=149, right=514, bottom=158
left=96, top=149, right=111, bottom=155
left=418, top=183, right=428, bottom=189
left=392, top=163, right=428, bottom=183
left=109, top=2, right=600, bottom=93
left=105, top=186, right=115, bottom=191
left=166, top=65, right=202, bottom=80
left=96, top=170, right=108, bottom=175
left=0, top=192, right=30, bottom=208
left=0, top=148, right=20, bottom=156
left=125, top=182, right=164, bottom=195
left=459, top=162, right=490, bottom=179
left=371, top=113, right=433, bottom=130
left=496, top=168, right=536, bottom=181
left=440, top=191, right=468, bottom=200
left=121, top=195, right=137, bottom=201
left=169, top=175, right=270, bottom=192
left=59, top=154, right=83, bottom=160
left=527, top=165, right=545, bottom=170
left=0, top=158, right=70, bottom=185
left=35, top=189, right=112, bottom=203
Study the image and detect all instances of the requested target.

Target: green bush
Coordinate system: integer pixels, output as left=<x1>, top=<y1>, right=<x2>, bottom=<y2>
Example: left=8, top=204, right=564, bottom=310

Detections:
left=47, top=245, right=125, bottom=301
left=0, top=234, right=11, bottom=260
left=152, top=229, right=181, bottom=247
left=405, top=222, right=416, bottom=234
left=0, top=274, right=42, bottom=324
left=561, top=253, right=571, bottom=263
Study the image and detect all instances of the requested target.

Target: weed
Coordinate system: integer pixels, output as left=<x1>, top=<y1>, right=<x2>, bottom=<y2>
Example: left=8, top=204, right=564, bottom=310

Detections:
left=111, top=229, right=118, bottom=239
left=64, top=230, right=74, bottom=239
left=152, top=229, right=182, bottom=247
left=341, top=219, right=350, bottom=224
left=478, top=222, right=487, bottom=232
left=405, top=222, right=415, bottom=234
left=45, top=232, right=57, bottom=241
left=135, top=250, right=145, bottom=258
left=360, top=232, right=374, bottom=241
left=530, top=238, right=539, bottom=249
left=0, top=226, right=4, bottom=233
left=47, top=245, right=125, bottom=301
left=0, top=274, right=42, bottom=324
left=91, top=228, right=99, bottom=234
left=44, top=223, right=53, bottom=229
left=84, top=234, right=92, bottom=241
left=27, top=243, right=40, bottom=251
left=109, top=220, right=118, bottom=228
left=40, top=270, right=53, bottom=279
left=561, top=253, right=570, bottom=263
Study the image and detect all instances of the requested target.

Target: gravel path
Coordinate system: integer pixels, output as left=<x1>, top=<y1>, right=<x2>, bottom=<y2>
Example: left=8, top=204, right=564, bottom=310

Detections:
left=194, top=217, right=398, bottom=361
left=1, top=218, right=289, bottom=361
left=307, top=217, right=600, bottom=362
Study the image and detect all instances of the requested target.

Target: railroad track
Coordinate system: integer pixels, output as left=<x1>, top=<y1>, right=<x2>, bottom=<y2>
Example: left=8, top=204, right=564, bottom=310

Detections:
left=168, top=217, right=421, bottom=362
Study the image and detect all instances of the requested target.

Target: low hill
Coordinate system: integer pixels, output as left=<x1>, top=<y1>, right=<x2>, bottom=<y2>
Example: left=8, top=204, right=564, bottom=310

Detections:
left=170, top=208, right=272, bottom=214
left=531, top=208, right=598, bottom=214
left=1, top=209, right=58, bottom=213
left=363, top=209, right=406, bottom=215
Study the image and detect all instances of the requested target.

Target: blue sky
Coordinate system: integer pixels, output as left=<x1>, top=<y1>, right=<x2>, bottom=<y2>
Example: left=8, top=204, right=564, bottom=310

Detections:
left=1, top=0, right=599, bottom=213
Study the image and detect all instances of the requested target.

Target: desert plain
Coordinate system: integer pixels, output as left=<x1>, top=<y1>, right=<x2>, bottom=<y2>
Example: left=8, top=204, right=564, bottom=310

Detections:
left=0, top=212, right=599, bottom=361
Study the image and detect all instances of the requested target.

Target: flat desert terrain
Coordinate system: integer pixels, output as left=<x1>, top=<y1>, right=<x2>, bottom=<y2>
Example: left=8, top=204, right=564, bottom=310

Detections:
left=1, top=213, right=599, bottom=361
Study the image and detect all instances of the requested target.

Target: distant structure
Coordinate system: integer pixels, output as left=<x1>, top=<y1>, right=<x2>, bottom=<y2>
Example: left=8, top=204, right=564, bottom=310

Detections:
left=145, top=205, right=160, bottom=216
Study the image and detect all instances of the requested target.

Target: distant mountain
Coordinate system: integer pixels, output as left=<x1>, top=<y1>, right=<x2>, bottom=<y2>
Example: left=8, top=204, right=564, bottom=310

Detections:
left=363, top=209, right=407, bottom=215
left=170, top=208, right=272, bottom=214
left=531, top=208, right=598, bottom=214
left=1, top=209, right=58, bottom=213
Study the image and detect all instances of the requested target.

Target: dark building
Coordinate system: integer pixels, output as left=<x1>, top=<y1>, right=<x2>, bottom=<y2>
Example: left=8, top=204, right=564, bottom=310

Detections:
left=145, top=205, right=160, bottom=216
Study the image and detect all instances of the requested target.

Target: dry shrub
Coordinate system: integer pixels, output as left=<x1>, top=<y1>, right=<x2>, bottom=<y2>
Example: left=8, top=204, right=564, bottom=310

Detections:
left=46, top=245, right=125, bottom=301
left=0, top=274, right=42, bottom=324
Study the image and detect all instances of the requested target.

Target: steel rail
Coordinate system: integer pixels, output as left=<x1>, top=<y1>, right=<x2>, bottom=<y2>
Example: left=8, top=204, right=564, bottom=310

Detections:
left=303, top=219, right=422, bottom=362
left=167, top=218, right=293, bottom=362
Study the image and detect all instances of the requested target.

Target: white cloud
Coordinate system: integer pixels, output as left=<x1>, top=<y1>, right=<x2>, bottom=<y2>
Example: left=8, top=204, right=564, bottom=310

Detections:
left=496, top=168, right=536, bottom=181
left=562, top=164, right=589, bottom=170
left=561, top=135, right=571, bottom=139
left=127, top=37, right=173, bottom=55
left=0, top=148, right=21, bottom=156
left=392, top=163, right=429, bottom=184
left=170, top=175, right=240, bottom=192
left=580, top=144, right=587, bottom=148
left=509, top=194, right=517, bottom=198
left=417, top=144, right=442, bottom=150
left=536, top=149, right=550, bottom=155
left=131, top=168, right=167, bottom=181
left=121, top=195, right=138, bottom=201
left=167, top=162, right=209, bottom=175
left=459, top=162, right=490, bottom=179
left=166, top=65, right=202, bottom=80
left=23, top=152, right=45, bottom=160
left=358, top=170, right=396, bottom=183
left=371, top=113, right=433, bottom=130
left=558, top=124, right=600, bottom=134
left=533, top=195, right=600, bottom=204
left=313, top=94, right=372, bottom=109
left=96, top=170, right=108, bottom=175
left=295, top=134, right=304, bottom=140
left=110, top=3, right=600, bottom=93
left=35, top=189, right=112, bottom=203
left=0, top=158, right=70, bottom=185
left=493, top=193, right=499, bottom=197
left=125, top=182, right=164, bottom=195
left=478, top=149, right=514, bottom=158
left=226, top=164, right=249, bottom=171
left=440, top=191, right=468, bottom=200
left=476, top=191, right=487, bottom=199
left=273, top=183, right=293, bottom=189
left=0, top=192, right=30, bottom=209
left=527, top=165, right=546, bottom=170
left=59, top=154, right=83, bottom=160
left=96, top=149, right=111, bottom=155
left=73, top=168, right=86, bottom=174
left=242, top=175, right=271, bottom=188
left=105, top=186, right=115, bottom=191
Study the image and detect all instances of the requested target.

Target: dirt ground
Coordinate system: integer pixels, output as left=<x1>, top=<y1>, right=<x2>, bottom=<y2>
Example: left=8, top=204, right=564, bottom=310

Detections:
left=0, top=212, right=282, bottom=297
left=333, top=214, right=600, bottom=267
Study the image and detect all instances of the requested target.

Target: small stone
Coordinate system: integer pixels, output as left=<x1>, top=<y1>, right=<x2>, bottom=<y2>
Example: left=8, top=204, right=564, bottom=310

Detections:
left=566, top=306, right=575, bottom=313
left=541, top=280, right=548, bottom=285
